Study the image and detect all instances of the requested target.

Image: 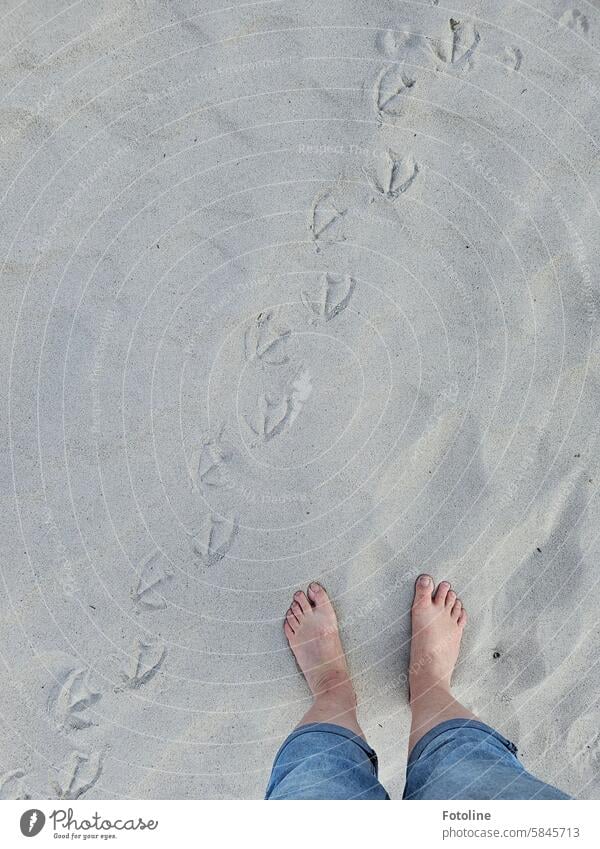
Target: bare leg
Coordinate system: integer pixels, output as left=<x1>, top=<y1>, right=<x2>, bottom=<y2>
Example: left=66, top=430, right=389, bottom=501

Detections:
left=284, top=583, right=365, bottom=739
left=408, top=574, right=477, bottom=754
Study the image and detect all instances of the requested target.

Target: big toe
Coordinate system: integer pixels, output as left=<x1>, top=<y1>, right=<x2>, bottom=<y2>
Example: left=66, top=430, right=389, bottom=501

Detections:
left=412, top=574, right=434, bottom=608
left=307, top=581, right=328, bottom=607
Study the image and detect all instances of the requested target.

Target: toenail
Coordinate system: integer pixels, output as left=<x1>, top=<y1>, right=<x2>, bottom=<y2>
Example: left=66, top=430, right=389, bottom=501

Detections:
left=310, top=582, right=321, bottom=593
left=418, top=575, right=431, bottom=587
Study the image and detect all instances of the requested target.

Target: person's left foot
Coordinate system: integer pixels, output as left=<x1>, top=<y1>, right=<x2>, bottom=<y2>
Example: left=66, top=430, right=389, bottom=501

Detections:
left=408, top=574, right=467, bottom=703
left=284, top=583, right=355, bottom=703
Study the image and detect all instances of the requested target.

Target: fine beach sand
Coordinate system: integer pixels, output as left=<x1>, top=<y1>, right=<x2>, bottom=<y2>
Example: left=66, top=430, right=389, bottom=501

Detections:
left=1, top=0, right=600, bottom=799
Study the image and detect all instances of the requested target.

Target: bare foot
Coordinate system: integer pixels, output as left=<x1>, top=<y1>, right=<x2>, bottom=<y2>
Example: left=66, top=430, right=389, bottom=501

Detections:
left=284, top=582, right=354, bottom=700
left=284, top=583, right=364, bottom=736
left=409, top=574, right=467, bottom=703
left=407, top=574, right=474, bottom=752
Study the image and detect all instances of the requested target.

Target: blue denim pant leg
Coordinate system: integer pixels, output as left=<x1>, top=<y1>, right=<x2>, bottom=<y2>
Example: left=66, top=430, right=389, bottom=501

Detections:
left=265, top=722, right=390, bottom=799
left=404, top=719, right=571, bottom=800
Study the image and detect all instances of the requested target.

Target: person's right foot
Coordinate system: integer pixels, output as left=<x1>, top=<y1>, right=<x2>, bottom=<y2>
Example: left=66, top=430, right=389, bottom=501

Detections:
left=284, top=582, right=354, bottom=702
left=408, top=574, right=467, bottom=702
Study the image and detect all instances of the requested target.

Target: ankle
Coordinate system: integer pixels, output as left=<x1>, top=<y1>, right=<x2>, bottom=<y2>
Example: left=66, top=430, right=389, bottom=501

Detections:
left=299, top=688, right=364, bottom=739
left=409, top=678, right=452, bottom=707
left=311, top=668, right=354, bottom=698
left=310, top=693, right=359, bottom=729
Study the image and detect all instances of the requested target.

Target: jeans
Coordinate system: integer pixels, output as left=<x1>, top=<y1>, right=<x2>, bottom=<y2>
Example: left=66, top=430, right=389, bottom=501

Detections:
left=265, top=719, right=570, bottom=800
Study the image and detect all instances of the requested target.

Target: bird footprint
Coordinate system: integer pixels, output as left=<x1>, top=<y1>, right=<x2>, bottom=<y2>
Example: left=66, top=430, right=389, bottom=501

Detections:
left=191, top=513, right=239, bottom=566
left=245, top=394, right=292, bottom=442
left=193, top=424, right=232, bottom=489
left=50, top=750, right=103, bottom=799
left=428, top=18, right=480, bottom=69
left=52, top=667, right=101, bottom=731
left=120, top=638, right=166, bottom=689
left=308, top=181, right=348, bottom=244
left=244, top=311, right=290, bottom=364
left=133, top=550, right=173, bottom=611
left=302, top=273, right=356, bottom=322
left=0, top=769, right=31, bottom=800
left=373, top=65, right=416, bottom=116
left=365, top=149, right=419, bottom=199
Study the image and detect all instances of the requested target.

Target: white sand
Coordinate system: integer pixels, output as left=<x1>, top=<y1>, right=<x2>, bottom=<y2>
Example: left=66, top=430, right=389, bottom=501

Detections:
left=1, top=0, right=600, bottom=800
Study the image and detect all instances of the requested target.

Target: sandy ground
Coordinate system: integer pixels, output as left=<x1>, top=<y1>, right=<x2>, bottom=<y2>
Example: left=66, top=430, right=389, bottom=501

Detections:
left=1, top=0, right=600, bottom=800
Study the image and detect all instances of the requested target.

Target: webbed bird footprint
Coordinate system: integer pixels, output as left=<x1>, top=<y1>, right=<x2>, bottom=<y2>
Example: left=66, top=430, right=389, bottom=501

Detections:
left=191, top=513, right=238, bottom=566
left=50, top=750, right=103, bottom=799
left=120, top=638, right=166, bottom=689
left=244, top=310, right=290, bottom=364
left=365, top=149, right=419, bottom=199
left=245, top=394, right=293, bottom=442
left=0, top=769, right=31, bottom=800
left=302, top=273, right=356, bottom=322
left=308, top=181, right=347, bottom=244
left=52, top=667, right=101, bottom=731
left=373, top=65, right=416, bottom=116
left=133, top=550, right=173, bottom=611
left=376, top=28, right=423, bottom=59
left=428, top=18, right=480, bottom=69
left=193, top=424, right=232, bottom=489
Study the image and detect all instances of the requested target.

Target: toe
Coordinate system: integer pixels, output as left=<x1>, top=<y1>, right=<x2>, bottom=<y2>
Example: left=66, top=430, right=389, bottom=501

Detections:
left=284, top=621, right=295, bottom=641
left=451, top=599, right=462, bottom=620
left=412, top=574, right=434, bottom=608
left=458, top=608, right=467, bottom=627
left=293, top=591, right=311, bottom=613
left=286, top=608, right=299, bottom=629
left=308, top=582, right=327, bottom=606
left=291, top=600, right=304, bottom=619
left=434, top=581, right=451, bottom=605
left=445, top=590, right=457, bottom=609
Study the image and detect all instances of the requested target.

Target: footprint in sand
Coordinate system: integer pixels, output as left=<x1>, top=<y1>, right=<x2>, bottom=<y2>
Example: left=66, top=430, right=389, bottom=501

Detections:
left=133, top=550, right=173, bottom=611
left=51, top=666, right=101, bottom=731
left=428, top=18, right=480, bottom=70
left=190, top=513, right=239, bottom=567
left=373, top=65, right=417, bottom=117
left=559, top=9, right=589, bottom=35
left=0, top=769, right=31, bottom=799
left=192, top=424, right=233, bottom=490
left=364, top=149, right=419, bottom=199
left=301, top=273, right=356, bottom=323
left=119, top=638, right=166, bottom=689
left=376, top=27, right=423, bottom=59
left=244, top=310, right=291, bottom=365
left=50, top=750, right=103, bottom=799
left=308, top=180, right=348, bottom=245
left=501, top=45, right=523, bottom=73
left=245, top=394, right=293, bottom=442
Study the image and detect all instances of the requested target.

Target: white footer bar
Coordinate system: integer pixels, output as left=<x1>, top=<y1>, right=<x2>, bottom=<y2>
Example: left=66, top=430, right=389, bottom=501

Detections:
left=1, top=800, right=598, bottom=848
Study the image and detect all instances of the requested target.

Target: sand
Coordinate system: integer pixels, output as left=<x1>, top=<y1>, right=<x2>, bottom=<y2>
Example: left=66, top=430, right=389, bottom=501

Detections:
left=1, top=0, right=599, bottom=800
